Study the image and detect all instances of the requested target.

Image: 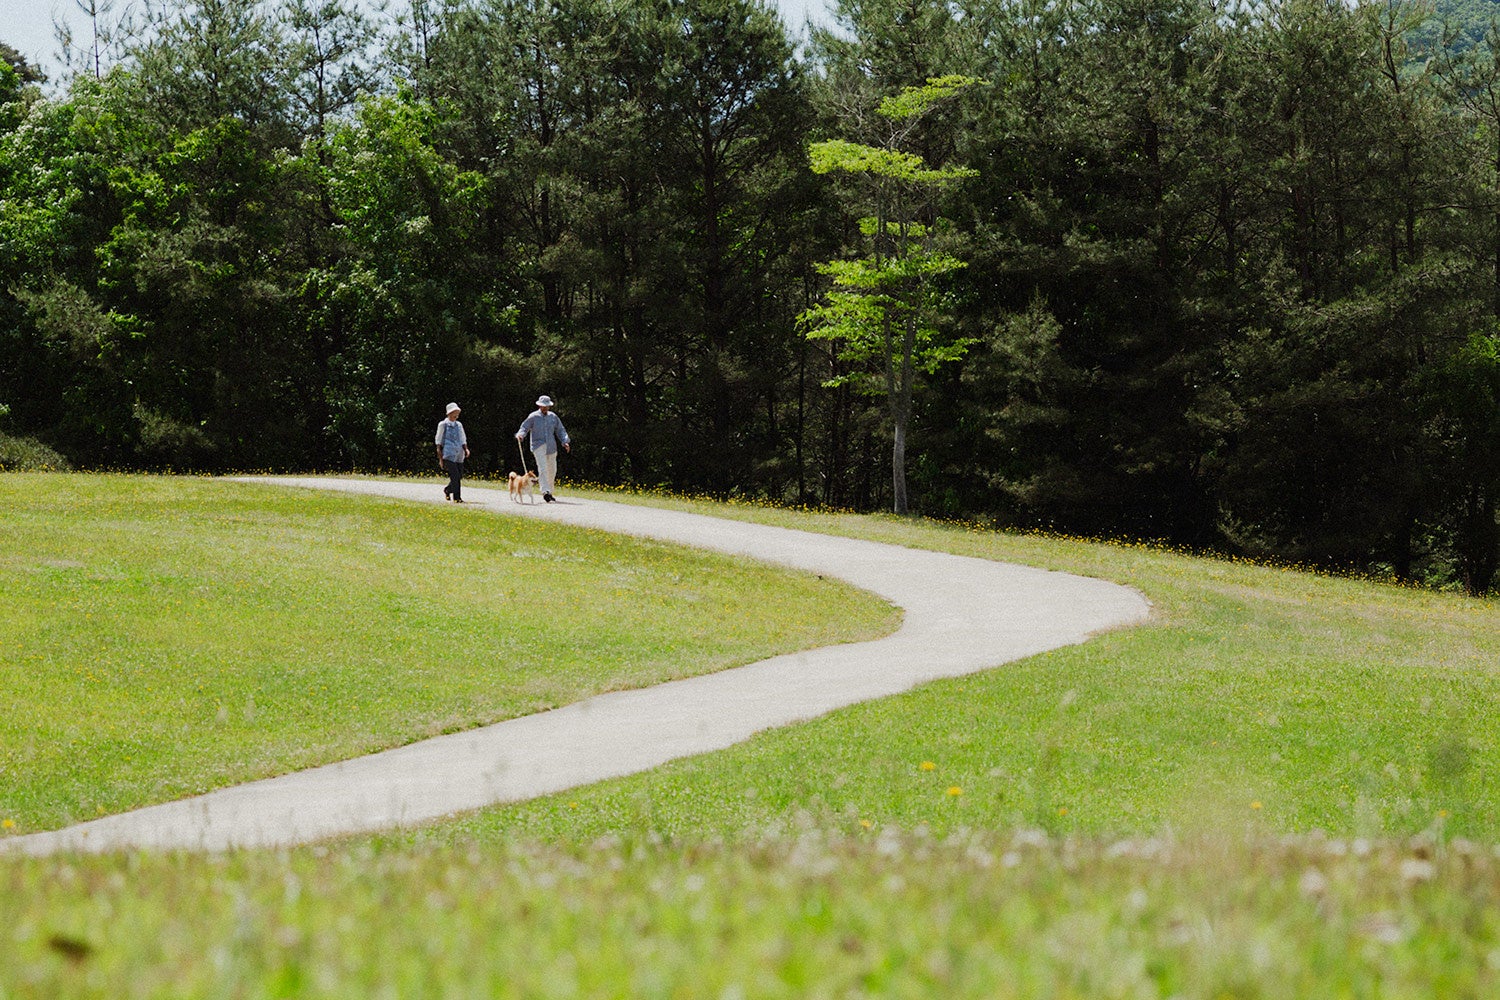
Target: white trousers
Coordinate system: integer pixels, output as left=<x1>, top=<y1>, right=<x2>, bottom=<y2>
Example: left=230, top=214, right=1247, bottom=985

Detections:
left=532, top=448, right=558, bottom=495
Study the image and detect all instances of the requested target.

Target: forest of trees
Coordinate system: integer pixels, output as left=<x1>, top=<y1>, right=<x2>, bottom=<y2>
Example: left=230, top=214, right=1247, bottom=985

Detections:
left=3, top=0, right=1500, bottom=595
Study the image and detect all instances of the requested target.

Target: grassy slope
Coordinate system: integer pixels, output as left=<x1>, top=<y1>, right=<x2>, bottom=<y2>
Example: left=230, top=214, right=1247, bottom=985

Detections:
left=0, top=474, right=896, bottom=832
left=5, top=477, right=1500, bottom=998
left=393, top=487, right=1500, bottom=846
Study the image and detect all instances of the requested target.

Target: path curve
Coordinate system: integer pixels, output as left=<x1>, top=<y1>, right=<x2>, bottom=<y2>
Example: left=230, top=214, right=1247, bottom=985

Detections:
left=7, top=477, right=1151, bottom=855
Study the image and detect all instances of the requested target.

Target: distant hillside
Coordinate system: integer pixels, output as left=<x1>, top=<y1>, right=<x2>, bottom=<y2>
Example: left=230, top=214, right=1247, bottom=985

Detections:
left=1418, top=0, right=1500, bottom=54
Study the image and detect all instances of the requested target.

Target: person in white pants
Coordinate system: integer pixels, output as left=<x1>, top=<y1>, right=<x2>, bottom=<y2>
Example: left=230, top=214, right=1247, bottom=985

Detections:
left=515, top=394, right=571, bottom=502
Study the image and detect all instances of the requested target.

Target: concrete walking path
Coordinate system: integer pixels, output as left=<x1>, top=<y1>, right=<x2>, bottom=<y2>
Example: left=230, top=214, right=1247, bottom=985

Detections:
left=7, top=477, right=1151, bottom=854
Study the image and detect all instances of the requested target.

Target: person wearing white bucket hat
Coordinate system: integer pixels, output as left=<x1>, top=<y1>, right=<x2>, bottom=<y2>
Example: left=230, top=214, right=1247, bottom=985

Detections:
left=434, top=402, right=470, bottom=502
left=515, top=394, right=570, bottom=502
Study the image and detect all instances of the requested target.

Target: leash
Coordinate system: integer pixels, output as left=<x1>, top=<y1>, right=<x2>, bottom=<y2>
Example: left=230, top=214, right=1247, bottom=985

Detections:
left=517, top=436, right=531, bottom=475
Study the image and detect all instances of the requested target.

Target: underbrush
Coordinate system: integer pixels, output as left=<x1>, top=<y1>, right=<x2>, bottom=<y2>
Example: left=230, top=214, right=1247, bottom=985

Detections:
left=0, top=431, right=71, bottom=471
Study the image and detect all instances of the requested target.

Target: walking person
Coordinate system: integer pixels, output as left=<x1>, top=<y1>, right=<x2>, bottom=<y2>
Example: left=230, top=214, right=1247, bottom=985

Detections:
left=435, top=402, right=470, bottom=503
left=515, top=394, right=570, bottom=502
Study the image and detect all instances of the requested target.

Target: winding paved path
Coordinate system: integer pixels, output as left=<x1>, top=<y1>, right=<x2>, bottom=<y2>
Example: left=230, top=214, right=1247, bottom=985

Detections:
left=8, top=477, right=1150, bottom=854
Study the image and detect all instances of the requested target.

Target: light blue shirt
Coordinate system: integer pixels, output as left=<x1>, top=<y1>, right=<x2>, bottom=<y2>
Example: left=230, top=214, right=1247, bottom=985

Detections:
left=435, top=419, right=467, bottom=462
left=516, top=410, right=569, bottom=455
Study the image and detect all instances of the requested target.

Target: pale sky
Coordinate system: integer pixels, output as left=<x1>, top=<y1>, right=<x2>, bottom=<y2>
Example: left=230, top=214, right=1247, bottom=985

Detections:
left=2, top=0, right=833, bottom=85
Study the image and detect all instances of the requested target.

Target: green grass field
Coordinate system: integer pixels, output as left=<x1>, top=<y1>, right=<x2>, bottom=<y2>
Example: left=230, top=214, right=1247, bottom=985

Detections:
left=4, top=474, right=1500, bottom=998
left=388, top=486, right=1500, bottom=848
left=0, top=474, right=896, bottom=832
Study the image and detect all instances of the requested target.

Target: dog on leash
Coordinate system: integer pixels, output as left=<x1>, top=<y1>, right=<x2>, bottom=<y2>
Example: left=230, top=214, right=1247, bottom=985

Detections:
left=508, top=470, right=539, bottom=503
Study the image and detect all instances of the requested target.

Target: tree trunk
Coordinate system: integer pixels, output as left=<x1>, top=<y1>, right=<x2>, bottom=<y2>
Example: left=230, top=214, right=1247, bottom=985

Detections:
left=890, top=311, right=917, bottom=516
left=1460, top=487, right=1499, bottom=597
left=796, top=298, right=807, bottom=502
left=1493, top=144, right=1500, bottom=318
left=891, top=414, right=908, bottom=515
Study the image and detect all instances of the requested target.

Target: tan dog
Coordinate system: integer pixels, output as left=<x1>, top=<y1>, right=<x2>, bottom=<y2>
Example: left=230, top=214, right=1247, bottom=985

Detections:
left=508, top=470, right=539, bottom=503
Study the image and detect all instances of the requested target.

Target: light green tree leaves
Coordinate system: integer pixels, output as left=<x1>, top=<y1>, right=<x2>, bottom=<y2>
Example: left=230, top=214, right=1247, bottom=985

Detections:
left=801, top=75, right=984, bottom=513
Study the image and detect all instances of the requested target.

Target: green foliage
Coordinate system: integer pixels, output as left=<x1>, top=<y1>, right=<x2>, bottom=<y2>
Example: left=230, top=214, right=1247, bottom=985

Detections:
left=319, top=89, right=493, bottom=468
left=802, top=75, right=984, bottom=513
left=803, top=249, right=973, bottom=395
left=389, top=0, right=819, bottom=491
left=0, top=42, right=46, bottom=86
left=876, top=72, right=988, bottom=119
left=0, top=432, right=72, bottom=471
left=1419, top=331, right=1500, bottom=592
left=130, top=0, right=292, bottom=135
left=1, top=0, right=1500, bottom=586
left=0, top=62, right=22, bottom=114
left=1415, top=0, right=1492, bottom=54
left=809, top=138, right=930, bottom=178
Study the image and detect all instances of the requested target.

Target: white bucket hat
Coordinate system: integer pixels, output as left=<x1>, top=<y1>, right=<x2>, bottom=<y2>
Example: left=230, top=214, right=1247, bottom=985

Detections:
left=536, top=395, right=554, bottom=407
left=446, top=402, right=461, bottom=415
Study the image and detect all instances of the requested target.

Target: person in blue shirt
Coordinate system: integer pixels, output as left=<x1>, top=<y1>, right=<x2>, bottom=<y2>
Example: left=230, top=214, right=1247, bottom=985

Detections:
left=515, top=395, right=570, bottom=502
left=434, top=402, right=470, bottom=502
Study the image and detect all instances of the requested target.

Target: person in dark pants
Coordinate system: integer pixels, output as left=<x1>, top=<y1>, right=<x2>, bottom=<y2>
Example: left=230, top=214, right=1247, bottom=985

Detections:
left=435, top=402, right=470, bottom=502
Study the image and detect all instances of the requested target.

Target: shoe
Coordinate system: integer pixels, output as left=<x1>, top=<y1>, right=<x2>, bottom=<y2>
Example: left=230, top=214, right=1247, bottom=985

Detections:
left=453, top=498, right=465, bottom=503
left=443, top=489, right=451, bottom=500
left=543, top=493, right=554, bottom=503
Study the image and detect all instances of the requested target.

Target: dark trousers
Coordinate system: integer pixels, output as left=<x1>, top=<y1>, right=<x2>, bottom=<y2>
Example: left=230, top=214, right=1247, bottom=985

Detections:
left=443, top=459, right=464, bottom=501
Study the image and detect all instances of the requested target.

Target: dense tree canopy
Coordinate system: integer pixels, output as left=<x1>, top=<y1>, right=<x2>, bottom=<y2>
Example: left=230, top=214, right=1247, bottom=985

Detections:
left=3, top=0, right=1500, bottom=594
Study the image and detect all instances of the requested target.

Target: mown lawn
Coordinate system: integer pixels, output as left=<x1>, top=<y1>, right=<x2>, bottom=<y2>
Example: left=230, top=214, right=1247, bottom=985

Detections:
left=402, top=486, right=1500, bottom=847
left=5, top=475, right=1500, bottom=998
left=0, top=474, right=896, bottom=832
